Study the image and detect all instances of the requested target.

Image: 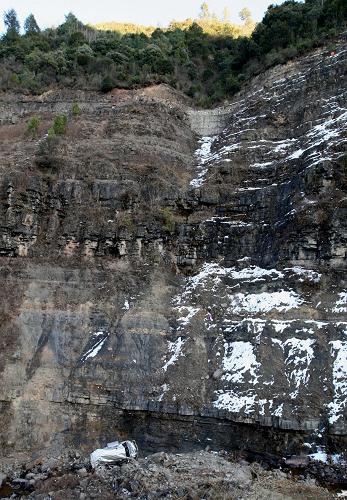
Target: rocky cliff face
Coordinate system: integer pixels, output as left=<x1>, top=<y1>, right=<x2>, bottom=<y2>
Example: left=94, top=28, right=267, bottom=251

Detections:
left=0, top=41, right=346, bottom=466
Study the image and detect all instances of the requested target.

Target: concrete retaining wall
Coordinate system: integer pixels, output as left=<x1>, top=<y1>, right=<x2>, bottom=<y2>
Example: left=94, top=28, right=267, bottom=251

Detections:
left=188, top=106, right=232, bottom=136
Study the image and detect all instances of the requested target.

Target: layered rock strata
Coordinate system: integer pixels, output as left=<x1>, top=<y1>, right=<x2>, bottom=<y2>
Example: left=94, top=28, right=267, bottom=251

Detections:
left=0, top=42, right=346, bottom=464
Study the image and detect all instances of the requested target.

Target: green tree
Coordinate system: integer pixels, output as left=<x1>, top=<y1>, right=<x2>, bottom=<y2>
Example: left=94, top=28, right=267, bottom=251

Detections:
left=68, top=31, right=85, bottom=46
left=100, top=75, right=115, bottom=93
left=76, top=44, right=93, bottom=65
left=27, top=116, right=41, bottom=137
left=72, top=102, right=81, bottom=117
left=52, top=115, right=68, bottom=135
left=25, top=48, right=45, bottom=73
left=224, top=73, right=240, bottom=93
left=161, top=207, right=175, bottom=233
left=24, top=14, right=40, bottom=34
left=3, top=9, right=20, bottom=41
left=62, top=12, right=83, bottom=33
left=25, top=48, right=67, bottom=74
left=47, top=127, right=55, bottom=139
left=0, top=0, right=346, bottom=106
left=306, top=0, right=325, bottom=6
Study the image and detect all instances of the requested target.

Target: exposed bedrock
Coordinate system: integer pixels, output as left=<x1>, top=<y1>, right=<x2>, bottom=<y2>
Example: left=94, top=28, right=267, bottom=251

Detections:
left=0, top=42, right=346, bottom=464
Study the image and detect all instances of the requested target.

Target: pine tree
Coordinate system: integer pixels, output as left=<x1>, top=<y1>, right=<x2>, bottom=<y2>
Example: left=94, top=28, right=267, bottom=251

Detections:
left=64, top=12, right=83, bottom=33
left=24, top=14, right=40, bottom=34
left=3, top=9, right=20, bottom=40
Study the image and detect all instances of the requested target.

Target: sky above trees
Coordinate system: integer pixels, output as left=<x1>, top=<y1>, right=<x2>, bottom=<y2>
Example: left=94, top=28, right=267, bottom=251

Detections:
left=0, top=0, right=285, bottom=32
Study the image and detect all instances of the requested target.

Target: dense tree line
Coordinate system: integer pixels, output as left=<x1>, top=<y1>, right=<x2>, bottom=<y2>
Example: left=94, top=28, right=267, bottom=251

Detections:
left=94, top=3, right=255, bottom=38
left=0, top=0, right=346, bottom=106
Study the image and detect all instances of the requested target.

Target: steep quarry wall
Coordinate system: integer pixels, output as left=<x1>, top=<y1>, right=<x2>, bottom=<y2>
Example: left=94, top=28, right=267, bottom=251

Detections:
left=0, top=42, right=346, bottom=466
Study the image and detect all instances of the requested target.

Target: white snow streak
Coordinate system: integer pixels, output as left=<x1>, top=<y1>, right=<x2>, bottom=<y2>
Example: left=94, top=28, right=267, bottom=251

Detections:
left=328, top=340, right=347, bottom=424
left=80, top=332, right=108, bottom=362
left=190, top=136, right=216, bottom=188
left=163, top=337, right=186, bottom=372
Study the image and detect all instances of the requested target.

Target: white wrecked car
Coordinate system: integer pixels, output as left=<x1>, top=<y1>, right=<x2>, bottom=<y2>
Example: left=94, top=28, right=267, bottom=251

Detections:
left=91, top=440, right=138, bottom=468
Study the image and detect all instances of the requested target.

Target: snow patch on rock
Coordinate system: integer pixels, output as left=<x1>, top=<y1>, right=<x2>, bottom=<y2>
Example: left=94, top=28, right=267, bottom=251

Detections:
left=175, top=306, right=200, bottom=328
left=80, top=332, right=109, bottom=363
left=328, top=340, right=347, bottom=424
left=221, top=341, right=260, bottom=384
left=333, top=292, right=347, bottom=314
left=158, top=383, right=170, bottom=402
left=163, top=337, right=186, bottom=372
left=190, top=136, right=217, bottom=188
left=229, top=290, right=303, bottom=314
left=284, top=266, right=321, bottom=283
left=214, top=390, right=257, bottom=414
left=284, top=338, right=316, bottom=398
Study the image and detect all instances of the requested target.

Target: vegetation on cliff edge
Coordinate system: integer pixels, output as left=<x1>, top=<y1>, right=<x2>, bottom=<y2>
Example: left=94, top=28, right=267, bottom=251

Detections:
left=0, top=0, right=346, bottom=106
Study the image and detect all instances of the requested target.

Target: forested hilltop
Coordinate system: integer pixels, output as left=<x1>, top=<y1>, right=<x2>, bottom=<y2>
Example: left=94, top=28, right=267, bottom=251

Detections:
left=0, top=0, right=346, bottom=106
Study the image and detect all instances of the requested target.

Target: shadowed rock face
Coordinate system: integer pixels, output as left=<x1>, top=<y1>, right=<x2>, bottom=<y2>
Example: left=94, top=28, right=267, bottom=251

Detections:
left=0, top=42, right=346, bottom=464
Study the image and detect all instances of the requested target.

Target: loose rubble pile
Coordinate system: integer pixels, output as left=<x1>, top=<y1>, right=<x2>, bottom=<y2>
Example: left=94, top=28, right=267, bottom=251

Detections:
left=0, top=450, right=343, bottom=499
